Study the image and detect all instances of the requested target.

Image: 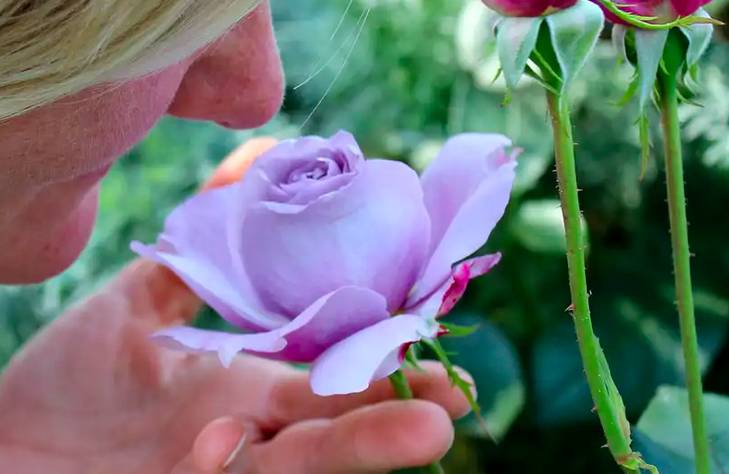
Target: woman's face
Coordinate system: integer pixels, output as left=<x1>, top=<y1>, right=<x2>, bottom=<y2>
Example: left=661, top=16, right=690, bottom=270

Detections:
left=0, top=1, right=284, bottom=284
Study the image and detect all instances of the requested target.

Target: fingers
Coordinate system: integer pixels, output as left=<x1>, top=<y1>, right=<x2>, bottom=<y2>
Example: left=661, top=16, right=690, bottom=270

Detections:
left=106, top=138, right=277, bottom=327
left=264, top=361, right=473, bottom=430
left=191, top=416, right=262, bottom=474
left=171, top=416, right=258, bottom=474
left=249, top=400, right=454, bottom=474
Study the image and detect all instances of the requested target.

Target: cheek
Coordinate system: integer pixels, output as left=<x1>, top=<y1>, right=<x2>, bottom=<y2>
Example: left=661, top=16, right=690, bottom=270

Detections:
left=76, top=64, right=193, bottom=165
left=0, top=61, right=192, bottom=187
left=0, top=61, right=193, bottom=283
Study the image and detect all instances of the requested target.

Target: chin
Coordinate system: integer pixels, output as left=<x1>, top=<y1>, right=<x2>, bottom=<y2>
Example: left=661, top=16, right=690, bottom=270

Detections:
left=0, top=187, right=99, bottom=285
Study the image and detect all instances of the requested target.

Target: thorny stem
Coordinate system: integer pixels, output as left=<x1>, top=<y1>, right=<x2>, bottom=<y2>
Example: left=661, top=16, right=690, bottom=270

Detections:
left=546, top=91, right=638, bottom=473
left=657, top=56, right=711, bottom=474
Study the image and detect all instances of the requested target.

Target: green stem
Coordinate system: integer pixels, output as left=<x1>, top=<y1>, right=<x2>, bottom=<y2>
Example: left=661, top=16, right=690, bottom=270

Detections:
left=657, top=66, right=711, bottom=474
left=389, top=370, right=446, bottom=474
left=545, top=91, right=638, bottom=473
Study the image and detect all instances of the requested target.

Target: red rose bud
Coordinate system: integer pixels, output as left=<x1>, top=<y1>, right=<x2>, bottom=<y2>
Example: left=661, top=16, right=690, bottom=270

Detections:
left=481, top=0, right=578, bottom=17
left=595, top=0, right=711, bottom=24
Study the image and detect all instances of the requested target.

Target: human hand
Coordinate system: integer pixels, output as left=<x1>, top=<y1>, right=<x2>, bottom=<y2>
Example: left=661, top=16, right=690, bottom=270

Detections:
left=0, top=138, right=472, bottom=474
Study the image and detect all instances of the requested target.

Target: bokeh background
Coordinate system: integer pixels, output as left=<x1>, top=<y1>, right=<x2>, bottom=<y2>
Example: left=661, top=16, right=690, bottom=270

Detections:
left=3, top=1, right=729, bottom=472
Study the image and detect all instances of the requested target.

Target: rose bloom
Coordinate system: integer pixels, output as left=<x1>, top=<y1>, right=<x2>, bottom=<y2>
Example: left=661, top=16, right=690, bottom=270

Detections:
left=596, top=0, right=710, bottom=23
left=481, top=0, right=578, bottom=16
left=133, top=131, right=516, bottom=396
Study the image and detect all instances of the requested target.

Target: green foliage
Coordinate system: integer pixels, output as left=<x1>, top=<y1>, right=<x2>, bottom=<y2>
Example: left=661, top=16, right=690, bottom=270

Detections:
left=634, top=386, right=729, bottom=472
left=440, top=314, right=525, bottom=442
left=2, top=1, right=729, bottom=472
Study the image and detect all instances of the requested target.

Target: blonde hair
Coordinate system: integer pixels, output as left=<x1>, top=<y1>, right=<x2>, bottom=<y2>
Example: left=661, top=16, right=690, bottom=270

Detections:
left=0, top=0, right=261, bottom=120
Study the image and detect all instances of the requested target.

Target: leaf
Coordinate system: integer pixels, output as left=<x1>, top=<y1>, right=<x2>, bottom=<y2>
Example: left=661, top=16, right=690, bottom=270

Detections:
left=634, top=386, right=729, bottom=473
left=495, top=16, right=543, bottom=91
left=439, top=314, right=525, bottom=442
left=545, top=0, right=605, bottom=91
left=634, top=29, right=668, bottom=110
left=679, top=8, right=713, bottom=68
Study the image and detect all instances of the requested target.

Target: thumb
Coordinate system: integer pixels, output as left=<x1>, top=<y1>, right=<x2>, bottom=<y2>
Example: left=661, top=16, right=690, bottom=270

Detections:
left=171, top=416, right=260, bottom=474
left=108, top=137, right=278, bottom=327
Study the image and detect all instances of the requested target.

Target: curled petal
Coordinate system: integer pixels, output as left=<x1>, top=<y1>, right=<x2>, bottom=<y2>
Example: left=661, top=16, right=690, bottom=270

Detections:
left=412, top=134, right=516, bottom=303
left=241, top=159, right=431, bottom=317
left=310, top=315, right=438, bottom=396
left=152, top=286, right=390, bottom=367
left=152, top=326, right=287, bottom=368
left=273, top=286, right=390, bottom=363
left=408, top=254, right=502, bottom=318
left=131, top=185, right=286, bottom=331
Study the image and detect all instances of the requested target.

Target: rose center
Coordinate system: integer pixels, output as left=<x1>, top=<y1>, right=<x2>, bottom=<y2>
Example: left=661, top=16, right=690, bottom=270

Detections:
left=287, top=156, right=345, bottom=184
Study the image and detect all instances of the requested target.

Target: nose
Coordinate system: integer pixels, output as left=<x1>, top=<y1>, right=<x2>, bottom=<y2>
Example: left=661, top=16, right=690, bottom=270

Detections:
left=168, top=1, right=284, bottom=129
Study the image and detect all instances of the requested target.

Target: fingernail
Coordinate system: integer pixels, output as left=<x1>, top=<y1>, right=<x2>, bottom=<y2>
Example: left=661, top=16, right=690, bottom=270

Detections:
left=222, top=433, right=247, bottom=472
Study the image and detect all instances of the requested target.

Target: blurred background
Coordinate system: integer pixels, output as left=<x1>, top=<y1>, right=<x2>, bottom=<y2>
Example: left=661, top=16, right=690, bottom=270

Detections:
left=3, top=0, right=729, bottom=472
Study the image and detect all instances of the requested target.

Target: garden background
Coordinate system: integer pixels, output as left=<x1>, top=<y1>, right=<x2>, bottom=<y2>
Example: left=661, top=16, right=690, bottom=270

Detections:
left=2, top=1, right=729, bottom=472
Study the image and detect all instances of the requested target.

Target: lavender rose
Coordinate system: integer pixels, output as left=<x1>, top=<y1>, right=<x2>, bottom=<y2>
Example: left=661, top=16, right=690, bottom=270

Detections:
left=132, top=131, right=516, bottom=396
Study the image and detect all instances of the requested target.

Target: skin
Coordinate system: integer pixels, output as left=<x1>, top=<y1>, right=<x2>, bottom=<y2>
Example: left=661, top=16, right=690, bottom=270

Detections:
left=0, top=2, right=472, bottom=472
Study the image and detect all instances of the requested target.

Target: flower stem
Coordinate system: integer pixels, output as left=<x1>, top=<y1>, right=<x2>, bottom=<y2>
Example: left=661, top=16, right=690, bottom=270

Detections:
left=389, top=370, right=446, bottom=474
left=657, top=62, right=711, bottom=474
left=545, top=91, right=638, bottom=473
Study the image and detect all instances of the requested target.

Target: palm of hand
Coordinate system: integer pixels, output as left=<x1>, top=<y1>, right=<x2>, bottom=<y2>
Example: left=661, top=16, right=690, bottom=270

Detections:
left=0, top=263, right=266, bottom=473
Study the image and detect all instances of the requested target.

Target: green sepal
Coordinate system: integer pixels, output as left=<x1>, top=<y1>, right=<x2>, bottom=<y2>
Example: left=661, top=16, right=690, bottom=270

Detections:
left=617, top=73, right=639, bottom=107
left=679, top=8, right=713, bottom=68
left=638, top=113, right=651, bottom=180
left=495, top=16, right=542, bottom=91
left=439, top=321, right=481, bottom=338
left=612, top=24, right=629, bottom=64
left=523, top=64, right=560, bottom=94
left=634, top=29, right=668, bottom=110
left=545, top=0, right=604, bottom=91
left=597, top=0, right=719, bottom=30
left=403, top=345, right=424, bottom=371
left=422, top=338, right=482, bottom=420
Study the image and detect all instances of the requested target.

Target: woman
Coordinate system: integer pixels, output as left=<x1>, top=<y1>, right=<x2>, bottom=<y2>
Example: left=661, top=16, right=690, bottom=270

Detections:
left=0, top=1, right=472, bottom=473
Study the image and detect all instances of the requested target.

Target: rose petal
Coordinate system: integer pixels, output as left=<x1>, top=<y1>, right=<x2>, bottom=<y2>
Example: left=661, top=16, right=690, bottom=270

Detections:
left=671, top=0, right=708, bottom=16
left=249, top=131, right=364, bottom=205
left=273, top=286, right=390, bottom=362
left=131, top=184, right=286, bottom=331
left=410, top=134, right=516, bottom=304
left=241, top=159, right=431, bottom=317
left=407, top=254, right=502, bottom=318
left=152, top=286, right=389, bottom=367
left=310, top=315, right=438, bottom=396
left=152, top=326, right=288, bottom=368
